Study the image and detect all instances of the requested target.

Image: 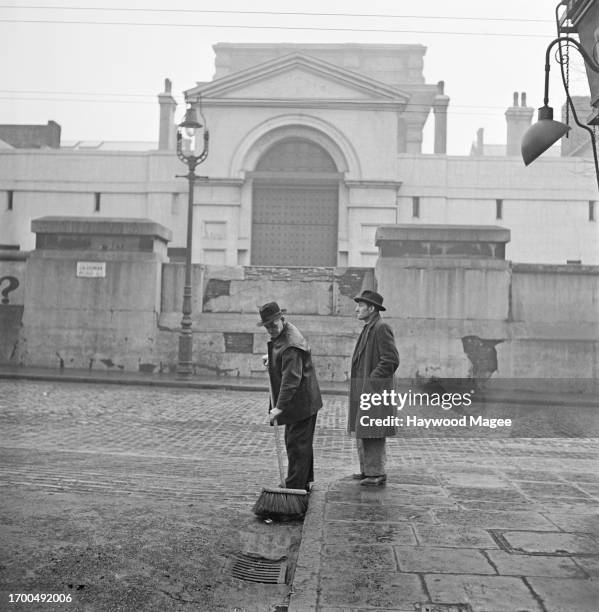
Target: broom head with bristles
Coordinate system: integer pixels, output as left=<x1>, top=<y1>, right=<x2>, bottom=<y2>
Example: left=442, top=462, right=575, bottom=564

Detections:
left=252, top=486, right=309, bottom=520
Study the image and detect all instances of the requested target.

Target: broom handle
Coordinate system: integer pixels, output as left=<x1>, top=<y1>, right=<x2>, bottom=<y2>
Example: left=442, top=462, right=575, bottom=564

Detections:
left=267, top=374, right=287, bottom=487
left=273, top=421, right=286, bottom=488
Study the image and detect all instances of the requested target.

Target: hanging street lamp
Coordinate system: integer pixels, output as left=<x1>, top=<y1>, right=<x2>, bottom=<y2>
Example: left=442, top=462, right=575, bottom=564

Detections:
left=521, top=36, right=599, bottom=191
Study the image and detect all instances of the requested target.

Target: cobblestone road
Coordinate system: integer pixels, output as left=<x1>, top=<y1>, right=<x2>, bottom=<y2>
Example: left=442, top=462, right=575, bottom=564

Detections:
left=1, top=380, right=598, bottom=611
left=1, top=380, right=598, bottom=505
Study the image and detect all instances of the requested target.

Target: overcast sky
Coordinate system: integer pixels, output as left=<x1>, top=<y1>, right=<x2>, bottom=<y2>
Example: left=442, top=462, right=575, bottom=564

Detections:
left=1, top=1, right=591, bottom=155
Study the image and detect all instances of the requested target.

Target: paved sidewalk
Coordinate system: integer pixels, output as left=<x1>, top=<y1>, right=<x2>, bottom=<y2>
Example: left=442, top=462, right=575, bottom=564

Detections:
left=290, top=442, right=599, bottom=612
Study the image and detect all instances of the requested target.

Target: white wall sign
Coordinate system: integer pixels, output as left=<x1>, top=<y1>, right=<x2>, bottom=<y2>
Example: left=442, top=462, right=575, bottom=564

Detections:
left=76, top=262, right=106, bottom=278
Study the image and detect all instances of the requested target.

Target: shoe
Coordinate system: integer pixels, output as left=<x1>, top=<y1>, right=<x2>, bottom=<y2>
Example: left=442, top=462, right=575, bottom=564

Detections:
left=359, top=475, right=387, bottom=487
left=351, top=473, right=366, bottom=480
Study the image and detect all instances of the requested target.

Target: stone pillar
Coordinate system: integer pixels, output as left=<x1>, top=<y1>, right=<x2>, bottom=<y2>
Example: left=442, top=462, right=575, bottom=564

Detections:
left=373, top=225, right=511, bottom=380
left=22, top=217, right=172, bottom=371
left=158, top=78, right=177, bottom=150
left=375, top=225, right=511, bottom=319
left=505, top=92, right=533, bottom=156
left=433, top=81, right=450, bottom=154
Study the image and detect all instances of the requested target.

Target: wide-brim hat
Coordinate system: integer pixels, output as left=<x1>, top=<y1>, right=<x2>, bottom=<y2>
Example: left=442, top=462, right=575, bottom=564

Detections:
left=257, top=301, right=287, bottom=326
left=353, top=290, right=386, bottom=311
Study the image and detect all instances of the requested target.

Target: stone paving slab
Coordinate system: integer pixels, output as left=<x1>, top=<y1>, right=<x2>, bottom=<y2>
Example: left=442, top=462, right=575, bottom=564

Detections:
left=457, top=499, right=550, bottom=512
left=324, top=522, right=417, bottom=546
left=433, top=508, right=558, bottom=531
left=329, top=480, right=446, bottom=497
left=394, top=545, right=496, bottom=574
left=424, top=574, right=544, bottom=612
left=503, top=468, right=567, bottom=482
left=325, top=502, right=436, bottom=524
left=435, top=471, right=509, bottom=488
left=536, top=500, right=599, bottom=515
left=578, top=483, right=599, bottom=497
left=321, top=545, right=398, bottom=573
left=485, top=550, right=588, bottom=578
left=446, top=485, right=528, bottom=503
left=318, top=571, right=427, bottom=610
left=517, top=481, right=594, bottom=499
left=557, top=471, right=599, bottom=483
left=526, top=577, right=599, bottom=612
left=543, top=512, right=599, bottom=534
left=574, top=556, right=599, bottom=578
left=412, top=525, right=499, bottom=549
left=501, top=530, right=599, bottom=555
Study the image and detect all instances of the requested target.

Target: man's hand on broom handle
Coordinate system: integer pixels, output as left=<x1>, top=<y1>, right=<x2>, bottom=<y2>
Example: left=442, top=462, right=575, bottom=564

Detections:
left=269, top=407, right=283, bottom=425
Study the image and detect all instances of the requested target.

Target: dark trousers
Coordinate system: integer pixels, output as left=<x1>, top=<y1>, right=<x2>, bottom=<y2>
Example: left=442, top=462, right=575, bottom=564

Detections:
left=356, top=437, right=386, bottom=477
left=284, top=413, right=317, bottom=490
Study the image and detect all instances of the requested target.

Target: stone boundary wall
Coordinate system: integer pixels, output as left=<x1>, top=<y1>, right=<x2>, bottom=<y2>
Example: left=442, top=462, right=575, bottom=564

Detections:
left=1, top=254, right=597, bottom=384
left=161, top=264, right=375, bottom=317
left=155, top=262, right=598, bottom=384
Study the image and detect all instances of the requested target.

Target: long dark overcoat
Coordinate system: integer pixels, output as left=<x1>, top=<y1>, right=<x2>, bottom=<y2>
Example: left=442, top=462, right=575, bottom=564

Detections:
left=267, top=322, right=322, bottom=425
left=348, top=315, right=399, bottom=438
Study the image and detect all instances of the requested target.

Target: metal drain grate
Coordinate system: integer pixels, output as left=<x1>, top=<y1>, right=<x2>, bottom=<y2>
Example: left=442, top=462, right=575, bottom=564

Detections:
left=418, top=604, right=473, bottom=612
left=230, top=553, right=287, bottom=584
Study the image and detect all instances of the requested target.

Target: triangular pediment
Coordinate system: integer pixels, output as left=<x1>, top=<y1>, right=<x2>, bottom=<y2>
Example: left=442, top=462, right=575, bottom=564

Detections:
left=185, top=53, right=410, bottom=107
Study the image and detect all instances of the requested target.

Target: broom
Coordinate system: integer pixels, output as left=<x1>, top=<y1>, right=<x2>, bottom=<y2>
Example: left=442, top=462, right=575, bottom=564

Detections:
left=252, top=377, right=309, bottom=519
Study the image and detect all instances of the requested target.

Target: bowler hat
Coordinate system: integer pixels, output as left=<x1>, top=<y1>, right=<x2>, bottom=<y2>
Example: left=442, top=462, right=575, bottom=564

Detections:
left=354, top=290, right=386, bottom=311
left=257, top=301, right=287, bottom=326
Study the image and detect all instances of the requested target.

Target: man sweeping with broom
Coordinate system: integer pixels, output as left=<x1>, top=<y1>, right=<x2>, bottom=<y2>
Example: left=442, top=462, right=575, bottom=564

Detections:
left=253, top=302, right=322, bottom=521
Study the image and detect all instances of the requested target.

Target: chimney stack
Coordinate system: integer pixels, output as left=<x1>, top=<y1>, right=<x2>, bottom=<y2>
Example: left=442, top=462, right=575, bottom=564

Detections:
left=158, top=78, right=177, bottom=150
left=474, top=127, right=484, bottom=155
left=433, top=80, right=450, bottom=154
left=505, top=91, right=533, bottom=156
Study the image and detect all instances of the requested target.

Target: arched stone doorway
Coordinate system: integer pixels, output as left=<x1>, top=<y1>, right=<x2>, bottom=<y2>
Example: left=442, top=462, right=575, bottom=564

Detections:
left=251, top=138, right=340, bottom=266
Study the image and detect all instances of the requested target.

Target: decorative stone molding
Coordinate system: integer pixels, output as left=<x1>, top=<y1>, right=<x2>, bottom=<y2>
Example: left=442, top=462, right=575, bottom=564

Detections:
left=228, top=115, right=361, bottom=178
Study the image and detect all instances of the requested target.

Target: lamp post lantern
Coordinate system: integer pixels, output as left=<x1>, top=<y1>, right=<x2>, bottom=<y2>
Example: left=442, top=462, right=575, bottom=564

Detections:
left=176, top=104, right=209, bottom=378
left=521, top=36, right=599, bottom=191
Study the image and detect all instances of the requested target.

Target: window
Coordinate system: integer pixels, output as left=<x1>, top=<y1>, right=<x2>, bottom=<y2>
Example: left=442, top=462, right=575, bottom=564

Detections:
left=412, top=196, right=420, bottom=218
left=496, top=199, right=503, bottom=220
left=170, top=193, right=179, bottom=215
left=203, top=221, right=226, bottom=240
left=94, top=192, right=101, bottom=212
left=7, top=190, right=13, bottom=210
left=590, top=201, right=596, bottom=222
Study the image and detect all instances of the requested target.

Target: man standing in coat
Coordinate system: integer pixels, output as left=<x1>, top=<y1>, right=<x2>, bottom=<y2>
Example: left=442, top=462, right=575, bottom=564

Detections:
left=258, top=302, right=322, bottom=492
left=348, top=290, right=399, bottom=486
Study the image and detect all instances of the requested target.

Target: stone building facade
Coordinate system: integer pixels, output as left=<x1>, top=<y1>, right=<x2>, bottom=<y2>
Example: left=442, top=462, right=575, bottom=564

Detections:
left=1, top=43, right=598, bottom=265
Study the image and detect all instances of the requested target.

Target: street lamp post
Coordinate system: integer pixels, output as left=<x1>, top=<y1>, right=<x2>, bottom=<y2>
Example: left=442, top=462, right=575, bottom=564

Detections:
left=176, top=105, right=209, bottom=378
